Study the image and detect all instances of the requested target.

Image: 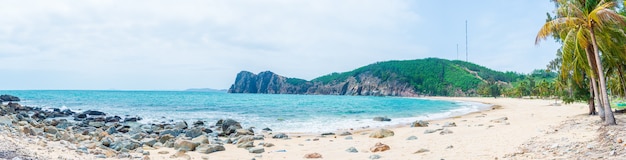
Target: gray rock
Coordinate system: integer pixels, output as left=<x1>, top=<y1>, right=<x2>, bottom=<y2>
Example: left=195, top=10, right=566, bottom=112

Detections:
left=88, top=121, right=105, bottom=128
left=262, top=127, right=272, bottom=132
left=235, top=129, right=254, bottom=136
left=262, top=143, right=275, bottom=147
left=248, top=147, right=265, bottom=153
left=185, top=128, right=204, bottom=138
left=439, top=129, right=453, bottom=135
left=442, top=122, right=457, bottom=127
left=346, top=147, right=358, bottom=153
left=174, top=121, right=188, bottom=130
left=130, top=133, right=142, bottom=140
left=236, top=135, right=255, bottom=144
left=369, top=154, right=381, bottom=159
left=237, top=141, right=254, bottom=148
left=345, top=136, right=353, bottom=140
left=110, top=140, right=140, bottom=151
left=413, top=148, right=430, bottom=154
left=373, top=117, right=391, bottom=122
left=196, top=144, right=226, bottom=154
left=339, top=131, right=352, bottom=136
left=192, top=135, right=209, bottom=144
left=43, top=126, right=58, bottom=134
left=174, top=140, right=200, bottom=151
left=253, top=135, right=265, bottom=140
left=216, top=119, right=242, bottom=135
left=105, top=127, right=117, bottom=135
left=158, top=134, right=175, bottom=144
left=101, top=136, right=114, bottom=147
left=490, top=117, right=508, bottom=123
left=321, top=132, right=335, bottom=136
left=406, top=136, right=418, bottom=140
left=141, top=138, right=157, bottom=147
left=159, top=129, right=182, bottom=137
left=411, top=120, right=429, bottom=127
left=424, top=129, right=442, bottom=134
left=272, top=133, right=288, bottom=139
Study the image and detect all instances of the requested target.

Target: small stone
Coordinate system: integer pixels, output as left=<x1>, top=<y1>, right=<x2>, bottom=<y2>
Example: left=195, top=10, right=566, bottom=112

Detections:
left=262, top=143, right=275, bottom=147
left=370, top=142, right=390, bottom=152
left=248, top=147, right=265, bottom=153
left=413, top=148, right=430, bottom=154
left=237, top=141, right=254, bottom=148
left=272, top=133, right=288, bottom=139
left=345, top=136, right=353, bottom=140
left=369, top=154, right=381, bottom=159
left=446, top=145, right=453, bottom=149
left=406, top=136, right=418, bottom=140
left=490, top=117, right=508, bottom=123
left=424, top=129, right=441, bottom=134
left=346, top=147, right=358, bottom=153
left=321, top=132, right=335, bottom=136
left=439, top=129, right=453, bottom=135
left=339, top=131, right=352, bottom=136
left=411, top=120, right=429, bottom=127
left=442, top=122, right=457, bottom=127
left=617, top=139, right=623, bottom=143
left=158, top=151, right=169, bottom=154
left=304, top=152, right=322, bottom=159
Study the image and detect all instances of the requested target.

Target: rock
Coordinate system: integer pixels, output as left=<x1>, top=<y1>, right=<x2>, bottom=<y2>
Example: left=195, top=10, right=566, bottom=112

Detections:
left=373, top=117, right=391, bottom=122
left=304, top=152, right=323, bottom=159
left=237, top=141, right=254, bottom=148
left=345, top=136, right=353, bottom=140
left=411, top=120, right=429, bottom=127
left=192, top=136, right=209, bottom=144
left=123, top=116, right=142, bottom=122
left=101, top=136, right=114, bottom=147
left=116, top=125, right=131, bottom=133
left=235, top=129, right=254, bottom=136
left=88, top=121, right=105, bottom=128
left=262, top=127, right=272, bottom=132
left=413, top=148, right=430, bottom=154
left=442, top=122, right=457, bottom=127
left=490, top=117, right=508, bottom=123
left=174, top=140, right=200, bottom=151
left=346, top=147, right=358, bottom=153
left=0, top=95, right=20, bottom=101
left=406, top=136, right=418, bottom=140
left=83, top=110, right=106, bottom=116
left=236, top=135, right=255, bottom=144
left=321, top=132, right=335, bottom=136
left=105, top=126, right=117, bottom=135
left=174, top=121, right=188, bottom=130
left=253, top=135, right=265, bottom=140
left=158, top=151, right=169, bottom=154
left=369, top=129, right=394, bottom=138
left=272, top=133, right=288, bottom=139
left=110, top=139, right=141, bottom=151
left=105, top=116, right=121, bottom=123
left=159, top=129, right=182, bottom=137
left=142, top=138, right=158, bottom=147
left=439, top=129, right=453, bottom=135
left=131, top=133, right=143, bottom=140
left=192, top=120, right=204, bottom=127
left=369, top=154, right=381, bottom=159
left=248, top=147, right=265, bottom=153
left=43, top=126, right=58, bottom=134
left=262, top=143, right=275, bottom=147
left=339, top=131, right=352, bottom=136
left=158, top=134, right=175, bottom=144
left=424, top=129, right=442, bottom=134
left=196, top=144, right=225, bottom=154
left=370, top=142, right=390, bottom=152
left=446, top=145, right=454, bottom=149
left=185, top=128, right=205, bottom=138
left=216, top=119, right=242, bottom=135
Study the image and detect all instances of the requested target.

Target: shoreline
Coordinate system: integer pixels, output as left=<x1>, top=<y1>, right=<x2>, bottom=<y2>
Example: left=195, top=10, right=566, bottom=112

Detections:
left=2, top=97, right=623, bottom=159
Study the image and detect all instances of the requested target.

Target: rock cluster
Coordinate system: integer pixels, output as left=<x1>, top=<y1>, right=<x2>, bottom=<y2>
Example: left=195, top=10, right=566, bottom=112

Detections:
left=0, top=95, right=274, bottom=159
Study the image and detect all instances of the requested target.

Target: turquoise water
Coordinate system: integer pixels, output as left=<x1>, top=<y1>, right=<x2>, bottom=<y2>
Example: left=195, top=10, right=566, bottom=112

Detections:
left=0, top=90, right=489, bottom=133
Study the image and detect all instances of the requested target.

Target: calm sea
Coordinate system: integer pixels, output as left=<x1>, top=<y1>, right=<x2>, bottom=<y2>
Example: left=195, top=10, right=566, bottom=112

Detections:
left=0, top=90, right=489, bottom=133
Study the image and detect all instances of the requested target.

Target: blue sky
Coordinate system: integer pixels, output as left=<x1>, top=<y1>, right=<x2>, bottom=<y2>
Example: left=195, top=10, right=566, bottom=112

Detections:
left=0, top=0, right=560, bottom=90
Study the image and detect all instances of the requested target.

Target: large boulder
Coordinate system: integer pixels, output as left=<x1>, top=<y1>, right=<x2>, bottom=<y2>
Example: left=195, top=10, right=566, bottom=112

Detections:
left=215, top=119, right=242, bottom=135
left=272, top=133, right=288, bottom=139
left=185, top=128, right=204, bottom=138
left=369, top=129, right=394, bottom=138
left=174, top=140, right=200, bottom=151
left=0, top=95, right=20, bottom=102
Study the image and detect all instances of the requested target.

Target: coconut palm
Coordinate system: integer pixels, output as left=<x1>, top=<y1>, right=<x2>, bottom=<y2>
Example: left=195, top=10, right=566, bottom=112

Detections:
left=537, top=0, right=626, bottom=125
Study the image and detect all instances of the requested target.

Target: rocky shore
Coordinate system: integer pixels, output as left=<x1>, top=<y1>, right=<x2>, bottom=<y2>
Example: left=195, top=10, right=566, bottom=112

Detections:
left=0, top=95, right=288, bottom=159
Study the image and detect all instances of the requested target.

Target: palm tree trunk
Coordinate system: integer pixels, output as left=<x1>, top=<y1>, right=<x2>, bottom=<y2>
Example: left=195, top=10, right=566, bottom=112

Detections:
left=588, top=79, right=597, bottom=115
left=590, top=25, right=617, bottom=125
left=586, top=46, right=605, bottom=120
left=618, top=65, right=626, bottom=97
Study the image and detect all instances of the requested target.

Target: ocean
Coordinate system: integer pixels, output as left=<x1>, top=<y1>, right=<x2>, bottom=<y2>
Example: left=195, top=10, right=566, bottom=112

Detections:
left=1, top=90, right=490, bottom=133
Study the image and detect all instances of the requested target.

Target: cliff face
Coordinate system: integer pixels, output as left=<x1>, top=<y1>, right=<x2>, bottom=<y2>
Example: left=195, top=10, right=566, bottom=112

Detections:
left=228, top=71, right=417, bottom=96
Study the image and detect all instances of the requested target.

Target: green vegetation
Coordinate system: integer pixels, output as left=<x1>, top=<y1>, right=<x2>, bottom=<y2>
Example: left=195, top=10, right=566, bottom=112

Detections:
left=312, top=58, right=523, bottom=96
left=536, top=0, right=626, bottom=125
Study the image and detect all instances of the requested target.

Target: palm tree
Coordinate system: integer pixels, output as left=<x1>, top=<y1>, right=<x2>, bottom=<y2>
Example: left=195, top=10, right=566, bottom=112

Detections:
left=537, top=0, right=626, bottom=125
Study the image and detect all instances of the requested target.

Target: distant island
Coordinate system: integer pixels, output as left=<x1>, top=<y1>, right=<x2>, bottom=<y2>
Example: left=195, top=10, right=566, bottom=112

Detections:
left=184, top=88, right=227, bottom=92
left=228, top=58, right=526, bottom=96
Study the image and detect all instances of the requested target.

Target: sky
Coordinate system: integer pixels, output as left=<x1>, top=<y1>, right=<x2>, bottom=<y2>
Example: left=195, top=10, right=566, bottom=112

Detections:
left=0, top=0, right=561, bottom=90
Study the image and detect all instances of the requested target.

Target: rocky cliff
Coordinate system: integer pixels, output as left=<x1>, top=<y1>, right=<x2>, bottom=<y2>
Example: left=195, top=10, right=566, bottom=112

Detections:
left=228, top=71, right=417, bottom=96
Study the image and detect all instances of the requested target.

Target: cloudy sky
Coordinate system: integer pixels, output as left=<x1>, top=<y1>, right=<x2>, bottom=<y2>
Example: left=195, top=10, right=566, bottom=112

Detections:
left=0, top=0, right=560, bottom=90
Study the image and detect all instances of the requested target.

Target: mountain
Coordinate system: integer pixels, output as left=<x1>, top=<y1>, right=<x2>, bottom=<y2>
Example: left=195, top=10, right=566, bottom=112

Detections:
left=228, top=58, right=523, bottom=96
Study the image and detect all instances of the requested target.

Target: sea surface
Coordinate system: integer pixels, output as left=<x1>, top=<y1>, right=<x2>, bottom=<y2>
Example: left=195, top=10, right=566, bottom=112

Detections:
left=0, top=90, right=490, bottom=133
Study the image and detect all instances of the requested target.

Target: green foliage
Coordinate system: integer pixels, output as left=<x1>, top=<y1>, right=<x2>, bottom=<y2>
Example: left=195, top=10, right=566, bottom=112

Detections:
left=286, top=78, right=308, bottom=86
left=312, top=58, right=524, bottom=96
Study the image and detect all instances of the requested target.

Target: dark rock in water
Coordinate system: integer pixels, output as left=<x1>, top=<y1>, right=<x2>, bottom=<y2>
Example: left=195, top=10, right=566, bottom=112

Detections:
left=185, top=128, right=204, bottom=138
left=123, top=116, right=141, bottom=122
left=203, top=128, right=213, bottom=134
left=0, top=94, right=20, bottom=102
left=216, top=119, right=242, bottom=135
left=83, top=110, right=106, bottom=116
left=74, top=113, right=87, bottom=121
left=106, top=116, right=122, bottom=123
left=373, top=117, right=391, bottom=122
left=272, top=133, right=288, bottom=139
left=262, top=127, right=272, bottom=132
left=411, top=120, right=429, bottom=127
left=193, top=120, right=204, bottom=127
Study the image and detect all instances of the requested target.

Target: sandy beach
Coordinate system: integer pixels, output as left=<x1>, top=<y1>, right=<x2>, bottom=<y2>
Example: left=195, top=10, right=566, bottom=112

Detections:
left=2, top=97, right=625, bottom=160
